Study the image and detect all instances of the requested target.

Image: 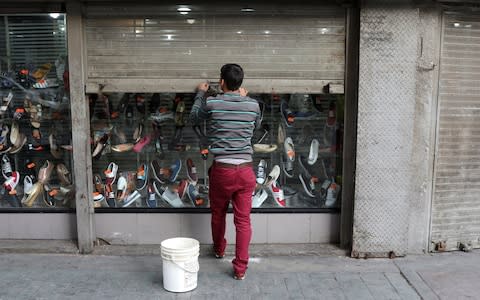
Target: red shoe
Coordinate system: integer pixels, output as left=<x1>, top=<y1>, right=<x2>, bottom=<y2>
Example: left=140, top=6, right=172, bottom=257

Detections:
left=133, top=134, right=151, bottom=153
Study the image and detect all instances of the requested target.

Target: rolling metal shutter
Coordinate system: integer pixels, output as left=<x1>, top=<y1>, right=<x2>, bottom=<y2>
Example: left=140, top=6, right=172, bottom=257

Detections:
left=84, top=4, right=345, bottom=93
left=1, top=15, right=67, bottom=77
left=431, top=12, right=480, bottom=251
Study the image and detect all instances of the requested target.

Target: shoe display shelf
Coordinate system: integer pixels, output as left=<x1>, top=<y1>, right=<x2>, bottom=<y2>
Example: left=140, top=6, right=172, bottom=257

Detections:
left=0, top=85, right=74, bottom=209
left=89, top=92, right=343, bottom=210
left=90, top=92, right=210, bottom=209
left=250, top=93, right=343, bottom=209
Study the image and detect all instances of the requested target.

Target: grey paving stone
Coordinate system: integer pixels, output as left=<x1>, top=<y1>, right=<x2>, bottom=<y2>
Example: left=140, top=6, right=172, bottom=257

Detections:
left=418, top=271, right=480, bottom=300
left=0, top=252, right=478, bottom=300
left=398, top=270, right=439, bottom=300
left=335, top=272, right=375, bottom=300
left=360, top=273, right=402, bottom=300
left=384, top=272, right=421, bottom=300
left=305, top=273, right=347, bottom=300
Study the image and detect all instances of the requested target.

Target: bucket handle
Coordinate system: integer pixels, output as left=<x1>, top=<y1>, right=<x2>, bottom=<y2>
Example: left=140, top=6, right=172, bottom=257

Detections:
left=171, top=260, right=199, bottom=273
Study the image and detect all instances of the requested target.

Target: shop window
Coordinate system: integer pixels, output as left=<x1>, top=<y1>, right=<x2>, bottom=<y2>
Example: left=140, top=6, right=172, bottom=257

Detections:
left=0, top=14, right=73, bottom=209
left=86, top=4, right=345, bottom=210
left=90, top=92, right=343, bottom=209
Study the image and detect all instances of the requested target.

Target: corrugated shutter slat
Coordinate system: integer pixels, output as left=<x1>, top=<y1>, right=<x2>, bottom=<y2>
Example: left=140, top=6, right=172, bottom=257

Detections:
left=431, top=12, right=480, bottom=251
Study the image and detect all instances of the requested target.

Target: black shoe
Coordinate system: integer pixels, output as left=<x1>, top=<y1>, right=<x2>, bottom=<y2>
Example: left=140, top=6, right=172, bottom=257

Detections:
left=135, top=93, right=146, bottom=114
left=149, top=93, right=161, bottom=113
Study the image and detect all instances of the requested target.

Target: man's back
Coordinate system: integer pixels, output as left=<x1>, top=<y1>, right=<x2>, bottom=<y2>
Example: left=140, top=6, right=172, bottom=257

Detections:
left=203, top=93, right=260, bottom=161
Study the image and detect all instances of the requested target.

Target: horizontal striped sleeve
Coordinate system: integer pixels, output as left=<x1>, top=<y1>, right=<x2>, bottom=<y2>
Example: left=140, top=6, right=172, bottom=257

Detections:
left=189, top=91, right=209, bottom=125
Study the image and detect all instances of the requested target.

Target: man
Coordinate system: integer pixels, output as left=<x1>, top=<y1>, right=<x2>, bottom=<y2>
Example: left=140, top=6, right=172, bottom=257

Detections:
left=190, top=64, right=261, bottom=280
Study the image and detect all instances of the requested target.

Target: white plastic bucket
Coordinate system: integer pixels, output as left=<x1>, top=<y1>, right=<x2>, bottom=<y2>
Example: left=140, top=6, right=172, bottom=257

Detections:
left=161, top=237, right=200, bottom=293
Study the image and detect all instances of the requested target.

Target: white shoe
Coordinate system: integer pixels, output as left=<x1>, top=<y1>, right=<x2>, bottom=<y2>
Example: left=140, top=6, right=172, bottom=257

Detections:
left=253, top=144, right=278, bottom=153
left=263, top=165, right=280, bottom=187
left=268, top=180, right=286, bottom=207
left=153, top=182, right=183, bottom=207
left=308, top=139, right=319, bottom=165
left=282, top=137, right=295, bottom=178
left=122, top=190, right=141, bottom=207
left=325, top=181, right=341, bottom=207
left=256, top=160, right=267, bottom=185
left=252, top=188, right=268, bottom=208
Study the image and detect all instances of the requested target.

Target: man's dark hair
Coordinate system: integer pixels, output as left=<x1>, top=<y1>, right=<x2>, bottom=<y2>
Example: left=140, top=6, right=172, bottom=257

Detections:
left=220, top=64, right=244, bottom=91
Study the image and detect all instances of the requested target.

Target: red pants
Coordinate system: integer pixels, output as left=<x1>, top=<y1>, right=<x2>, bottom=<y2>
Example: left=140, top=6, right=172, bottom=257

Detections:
left=209, top=163, right=256, bottom=274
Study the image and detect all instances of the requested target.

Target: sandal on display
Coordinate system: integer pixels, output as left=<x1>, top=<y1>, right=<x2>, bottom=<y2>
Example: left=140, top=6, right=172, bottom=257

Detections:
left=22, top=182, right=43, bottom=207
left=38, top=160, right=54, bottom=184
left=55, top=163, right=71, bottom=186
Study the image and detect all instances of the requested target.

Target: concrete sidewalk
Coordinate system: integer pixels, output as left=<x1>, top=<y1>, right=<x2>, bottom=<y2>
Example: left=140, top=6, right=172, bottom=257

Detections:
left=0, top=248, right=479, bottom=299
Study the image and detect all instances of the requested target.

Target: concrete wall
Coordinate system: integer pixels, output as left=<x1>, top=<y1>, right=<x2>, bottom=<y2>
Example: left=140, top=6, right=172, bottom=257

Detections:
left=408, top=8, right=441, bottom=254
left=352, top=2, right=440, bottom=256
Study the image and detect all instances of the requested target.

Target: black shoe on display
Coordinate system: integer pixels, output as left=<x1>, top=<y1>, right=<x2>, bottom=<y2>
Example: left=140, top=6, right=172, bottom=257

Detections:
left=135, top=93, right=146, bottom=114
left=298, top=155, right=317, bottom=198
left=125, top=103, right=134, bottom=125
left=149, top=93, right=161, bottom=113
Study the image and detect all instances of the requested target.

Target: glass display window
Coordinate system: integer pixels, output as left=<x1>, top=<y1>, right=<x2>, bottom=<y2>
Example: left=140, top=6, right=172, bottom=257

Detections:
left=90, top=91, right=343, bottom=209
left=0, top=14, right=73, bottom=209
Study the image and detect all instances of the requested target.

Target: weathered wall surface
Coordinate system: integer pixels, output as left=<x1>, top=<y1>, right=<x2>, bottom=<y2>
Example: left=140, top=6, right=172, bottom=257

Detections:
left=353, top=3, right=440, bottom=256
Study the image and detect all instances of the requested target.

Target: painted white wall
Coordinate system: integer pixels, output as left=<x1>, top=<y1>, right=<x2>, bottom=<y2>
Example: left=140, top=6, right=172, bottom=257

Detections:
left=94, top=213, right=340, bottom=245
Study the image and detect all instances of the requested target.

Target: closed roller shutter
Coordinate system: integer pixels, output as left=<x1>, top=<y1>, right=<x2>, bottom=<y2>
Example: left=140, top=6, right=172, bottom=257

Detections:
left=2, top=15, right=67, bottom=78
left=431, top=12, right=480, bottom=251
left=84, top=3, right=345, bottom=93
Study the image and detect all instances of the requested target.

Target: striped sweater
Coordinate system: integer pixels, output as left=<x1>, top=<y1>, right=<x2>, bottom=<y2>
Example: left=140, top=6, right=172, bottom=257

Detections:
left=189, top=91, right=261, bottom=161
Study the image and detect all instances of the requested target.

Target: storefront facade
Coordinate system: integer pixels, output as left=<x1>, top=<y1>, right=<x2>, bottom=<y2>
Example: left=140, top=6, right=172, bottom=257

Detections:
left=1, top=0, right=478, bottom=256
left=0, top=1, right=357, bottom=252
